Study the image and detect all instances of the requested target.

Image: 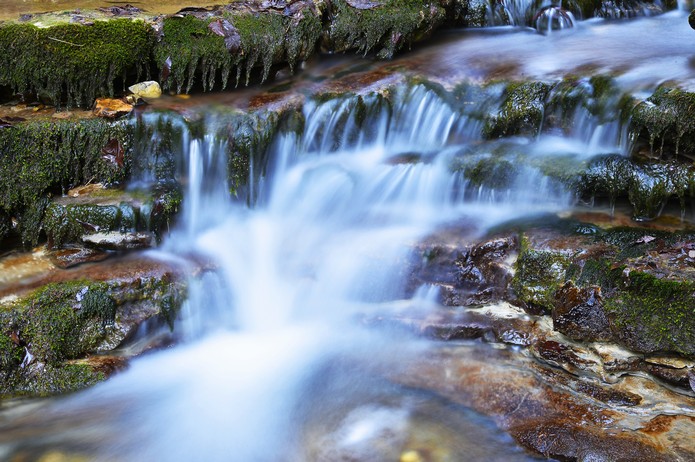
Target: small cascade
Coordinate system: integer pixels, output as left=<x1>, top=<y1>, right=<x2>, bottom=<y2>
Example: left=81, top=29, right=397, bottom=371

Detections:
left=487, top=0, right=578, bottom=31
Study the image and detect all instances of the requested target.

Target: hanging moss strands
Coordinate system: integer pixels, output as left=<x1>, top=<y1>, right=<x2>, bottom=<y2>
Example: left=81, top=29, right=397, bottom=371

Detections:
left=0, top=19, right=155, bottom=108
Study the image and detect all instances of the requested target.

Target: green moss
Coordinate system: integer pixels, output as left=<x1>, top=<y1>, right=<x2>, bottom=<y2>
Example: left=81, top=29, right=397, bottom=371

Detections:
left=227, top=110, right=283, bottom=197
left=1, top=362, right=105, bottom=398
left=0, top=328, right=23, bottom=371
left=155, top=11, right=321, bottom=94
left=512, top=245, right=571, bottom=313
left=325, top=0, right=446, bottom=59
left=484, top=81, right=551, bottom=138
left=0, top=19, right=155, bottom=107
left=0, top=118, right=132, bottom=247
left=630, top=87, right=695, bottom=159
left=8, top=281, right=115, bottom=364
left=458, top=155, right=516, bottom=190
left=604, top=271, right=695, bottom=356
left=44, top=203, right=120, bottom=247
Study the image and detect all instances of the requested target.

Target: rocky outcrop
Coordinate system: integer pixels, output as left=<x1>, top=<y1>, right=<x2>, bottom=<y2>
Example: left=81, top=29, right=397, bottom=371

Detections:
left=372, top=210, right=695, bottom=460
left=0, top=254, right=190, bottom=397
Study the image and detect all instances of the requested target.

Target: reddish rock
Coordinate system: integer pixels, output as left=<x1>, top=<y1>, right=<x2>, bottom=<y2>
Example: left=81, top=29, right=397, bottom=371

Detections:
left=553, top=282, right=612, bottom=342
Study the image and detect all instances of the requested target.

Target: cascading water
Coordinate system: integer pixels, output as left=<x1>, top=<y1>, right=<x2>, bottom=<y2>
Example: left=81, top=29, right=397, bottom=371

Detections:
left=0, top=80, right=630, bottom=460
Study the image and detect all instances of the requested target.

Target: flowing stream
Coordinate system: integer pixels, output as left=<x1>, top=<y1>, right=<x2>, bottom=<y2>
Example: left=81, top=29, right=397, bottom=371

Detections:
left=1, top=10, right=693, bottom=462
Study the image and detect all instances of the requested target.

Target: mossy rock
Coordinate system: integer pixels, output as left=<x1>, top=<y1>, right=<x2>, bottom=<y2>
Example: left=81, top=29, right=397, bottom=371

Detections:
left=16, top=282, right=117, bottom=363
left=512, top=239, right=572, bottom=313
left=323, top=0, right=447, bottom=59
left=630, top=86, right=695, bottom=160
left=484, top=81, right=552, bottom=138
left=515, top=224, right=695, bottom=357
left=0, top=118, right=132, bottom=247
left=0, top=362, right=105, bottom=398
left=155, top=8, right=322, bottom=94
left=0, top=272, right=187, bottom=397
left=604, top=271, right=695, bottom=357
left=0, top=19, right=155, bottom=107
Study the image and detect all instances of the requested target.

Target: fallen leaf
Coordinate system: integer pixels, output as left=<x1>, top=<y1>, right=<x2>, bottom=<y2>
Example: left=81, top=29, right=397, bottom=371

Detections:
left=101, top=138, right=124, bottom=168
left=633, top=235, right=656, bottom=245
left=208, top=19, right=242, bottom=52
left=161, top=56, right=172, bottom=83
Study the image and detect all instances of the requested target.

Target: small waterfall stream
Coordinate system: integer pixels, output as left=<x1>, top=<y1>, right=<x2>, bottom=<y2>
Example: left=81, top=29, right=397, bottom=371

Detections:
left=3, top=10, right=694, bottom=458
left=1, top=80, right=630, bottom=460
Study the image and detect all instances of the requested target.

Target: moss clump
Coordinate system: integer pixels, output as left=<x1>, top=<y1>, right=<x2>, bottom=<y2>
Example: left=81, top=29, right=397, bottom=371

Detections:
left=0, top=328, right=23, bottom=371
left=512, top=241, right=571, bottom=313
left=19, top=282, right=115, bottom=363
left=0, top=19, right=155, bottom=107
left=155, top=10, right=321, bottom=94
left=1, top=362, right=105, bottom=397
left=457, top=155, right=516, bottom=190
left=0, top=118, right=131, bottom=247
left=484, top=81, right=551, bottom=138
left=630, top=87, right=695, bottom=159
left=44, top=203, right=119, bottom=247
left=604, top=271, right=695, bottom=356
left=226, top=110, right=284, bottom=197
left=324, top=0, right=446, bottom=59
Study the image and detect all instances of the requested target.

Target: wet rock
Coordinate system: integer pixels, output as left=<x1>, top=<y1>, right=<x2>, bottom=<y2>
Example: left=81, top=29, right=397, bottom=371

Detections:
left=511, top=246, right=570, bottom=314
left=0, top=118, right=131, bottom=250
left=631, top=86, right=695, bottom=161
left=484, top=81, right=551, bottom=138
left=128, top=81, right=162, bottom=100
left=323, top=0, right=447, bottom=59
left=93, top=98, right=133, bottom=119
left=388, top=343, right=693, bottom=461
left=43, top=187, right=173, bottom=249
left=0, top=255, right=189, bottom=397
left=453, top=237, right=517, bottom=304
left=82, top=231, right=155, bottom=250
left=49, top=245, right=110, bottom=269
left=553, top=282, right=612, bottom=342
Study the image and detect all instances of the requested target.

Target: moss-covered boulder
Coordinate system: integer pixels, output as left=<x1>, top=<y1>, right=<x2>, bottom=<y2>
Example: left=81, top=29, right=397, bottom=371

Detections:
left=631, top=86, right=695, bottom=161
left=483, top=81, right=552, bottom=138
left=0, top=118, right=132, bottom=247
left=0, top=264, right=187, bottom=397
left=513, top=224, right=695, bottom=357
left=323, top=0, right=447, bottom=59
left=155, top=5, right=322, bottom=94
left=0, top=19, right=155, bottom=107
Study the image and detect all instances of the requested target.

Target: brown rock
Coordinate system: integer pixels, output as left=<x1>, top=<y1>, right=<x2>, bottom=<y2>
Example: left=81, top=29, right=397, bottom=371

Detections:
left=93, top=98, right=133, bottom=119
left=553, top=281, right=612, bottom=342
left=49, top=245, right=110, bottom=269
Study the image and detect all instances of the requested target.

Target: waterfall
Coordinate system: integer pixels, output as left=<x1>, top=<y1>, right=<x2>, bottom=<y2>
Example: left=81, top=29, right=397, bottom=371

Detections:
left=0, top=81, right=630, bottom=461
